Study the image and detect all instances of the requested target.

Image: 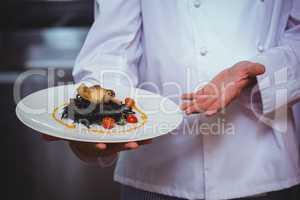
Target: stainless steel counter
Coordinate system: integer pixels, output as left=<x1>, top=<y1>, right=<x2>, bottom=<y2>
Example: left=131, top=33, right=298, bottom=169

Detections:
left=0, top=28, right=89, bottom=70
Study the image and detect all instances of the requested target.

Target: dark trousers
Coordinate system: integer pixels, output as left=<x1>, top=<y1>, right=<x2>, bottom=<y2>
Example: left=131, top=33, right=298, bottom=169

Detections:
left=237, top=184, right=300, bottom=200
left=120, top=184, right=300, bottom=200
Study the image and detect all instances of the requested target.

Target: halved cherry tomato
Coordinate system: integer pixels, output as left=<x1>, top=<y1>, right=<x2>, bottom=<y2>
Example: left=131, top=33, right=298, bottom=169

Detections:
left=102, top=117, right=115, bottom=129
left=126, top=114, right=138, bottom=123
left=125, top=97, right=135, bottom=108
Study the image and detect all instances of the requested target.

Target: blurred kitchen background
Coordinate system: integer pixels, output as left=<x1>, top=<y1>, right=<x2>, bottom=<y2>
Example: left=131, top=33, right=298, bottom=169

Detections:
left=0, top=1, right=299, bottom=200
left=0, top=0, right=119, bottom=200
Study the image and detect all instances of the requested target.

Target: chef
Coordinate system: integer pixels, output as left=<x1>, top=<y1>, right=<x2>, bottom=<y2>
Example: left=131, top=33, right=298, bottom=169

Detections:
left=48, top=0, right=300, bottom=199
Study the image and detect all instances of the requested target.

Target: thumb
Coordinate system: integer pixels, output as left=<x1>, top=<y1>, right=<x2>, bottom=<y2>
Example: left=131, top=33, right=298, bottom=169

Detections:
left=247, top=63, right=265, bottom=77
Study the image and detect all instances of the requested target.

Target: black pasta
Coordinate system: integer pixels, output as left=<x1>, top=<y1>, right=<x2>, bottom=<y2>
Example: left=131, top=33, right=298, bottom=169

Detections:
left=61, top=94, right=135, bottom=128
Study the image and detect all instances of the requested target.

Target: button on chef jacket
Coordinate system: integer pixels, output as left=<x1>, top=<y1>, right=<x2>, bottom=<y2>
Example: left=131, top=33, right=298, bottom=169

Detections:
left=73, top=1, right=300, bottom=200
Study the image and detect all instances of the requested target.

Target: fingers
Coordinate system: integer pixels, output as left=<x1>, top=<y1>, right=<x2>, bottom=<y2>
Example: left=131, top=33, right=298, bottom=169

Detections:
left=70, top=140, right=150, bottom=159
left=246, top=63, right=265, bottom=77
left=181, top=88, right=206, bottom=100
left=181, top=98, right=221, bottom=116
left=181, top=93, right=217, bottom=114
left=124, top=142, right=139, bottom=149
left=180, top=62, right=264, bottom=117
left=180, top=101, right=194, bottom=110
left=181, top=93, right=196, bottom=100
left=95, top=140, right=152, bottom=154
left=205, top=109, right=218, bottom=116
left=185, top=103, right=203, bottom=114
left=181, top=101, right=203, bottom=114
left=203, top=101, right=220, bottom=116
left=138, top=139, right=153, bottom=145
left=123, top=140, right=152, bottom=150
left=95, top=143, right=107, bottom=150
left=42, top=135, right=61, bottom=142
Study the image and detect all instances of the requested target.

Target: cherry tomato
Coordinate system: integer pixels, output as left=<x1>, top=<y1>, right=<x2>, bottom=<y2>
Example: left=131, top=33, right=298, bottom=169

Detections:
left=125, top=97, right=135, bottom=108
left=126, top=114, right=138, bottom=123
left=102, top=117, right=115, bottom=129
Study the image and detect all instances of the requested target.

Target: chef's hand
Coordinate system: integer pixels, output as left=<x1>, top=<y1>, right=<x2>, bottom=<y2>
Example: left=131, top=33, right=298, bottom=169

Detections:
left=69, top=140, right=152, bottom=161
left=181, top=61, right=265, bottom=116
left=42, top=135, right=152, bottom=161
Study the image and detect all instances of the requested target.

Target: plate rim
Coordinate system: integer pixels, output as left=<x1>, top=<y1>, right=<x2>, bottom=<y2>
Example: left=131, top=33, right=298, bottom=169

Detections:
left=16, top=84, right=183, bottom=143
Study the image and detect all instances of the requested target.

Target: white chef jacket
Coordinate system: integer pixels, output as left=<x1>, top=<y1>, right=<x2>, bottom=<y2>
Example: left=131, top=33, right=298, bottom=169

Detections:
left=73, top=0, right=300, bottom=200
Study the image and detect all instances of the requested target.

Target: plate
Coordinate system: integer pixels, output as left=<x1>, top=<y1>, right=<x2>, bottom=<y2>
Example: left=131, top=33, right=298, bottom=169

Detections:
left=16, top=84, right=183, bottom=143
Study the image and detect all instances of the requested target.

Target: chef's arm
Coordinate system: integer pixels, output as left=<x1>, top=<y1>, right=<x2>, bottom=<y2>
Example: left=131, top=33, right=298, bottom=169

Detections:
left=73, top=0, right=142, bottom=88
left=70, top=0, right=143, bottom=167
left=249, top=3, right=300, bottom=115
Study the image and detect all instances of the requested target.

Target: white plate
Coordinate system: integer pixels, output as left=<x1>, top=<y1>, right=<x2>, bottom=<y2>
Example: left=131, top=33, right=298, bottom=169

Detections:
left=16, top=84, right=183, bottom=143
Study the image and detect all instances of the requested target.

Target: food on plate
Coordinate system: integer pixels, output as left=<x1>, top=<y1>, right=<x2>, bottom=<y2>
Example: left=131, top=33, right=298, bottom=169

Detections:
left=77, top=84, right=122, bottom=105
left=102, top=117, right=116, bottom=129
left=61, top=84, right=139, bottom=129
left=126, top=114, right=138, bottom=123
left=124, top=97, right=135, bottom=108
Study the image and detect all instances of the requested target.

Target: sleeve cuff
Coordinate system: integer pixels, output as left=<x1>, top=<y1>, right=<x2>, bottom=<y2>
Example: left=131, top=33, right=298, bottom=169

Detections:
left=250, top=54, right=277, bottom=115
left=256, top=76, right=277, bottom=114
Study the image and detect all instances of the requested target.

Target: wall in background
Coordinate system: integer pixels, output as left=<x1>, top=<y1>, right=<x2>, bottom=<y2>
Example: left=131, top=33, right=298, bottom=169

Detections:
left=0, top=1, right=121, bottom=200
